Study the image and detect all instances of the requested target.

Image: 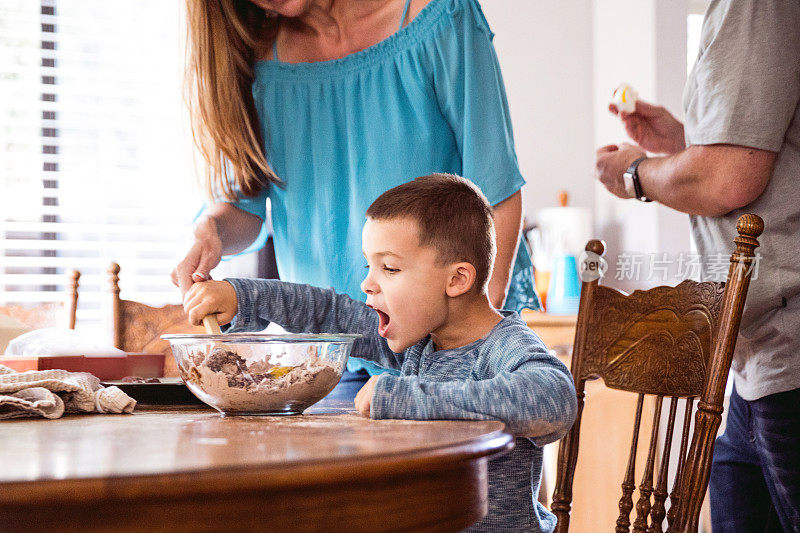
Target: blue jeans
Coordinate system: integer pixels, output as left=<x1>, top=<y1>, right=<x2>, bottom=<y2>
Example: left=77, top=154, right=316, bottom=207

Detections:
left=325, top=368, right=370, bottom=402
left=710, top=385, right=800, bottom=532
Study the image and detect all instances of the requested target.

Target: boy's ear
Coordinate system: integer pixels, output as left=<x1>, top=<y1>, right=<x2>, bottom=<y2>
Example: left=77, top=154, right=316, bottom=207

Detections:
left=446, top=262, right=477, bottom=298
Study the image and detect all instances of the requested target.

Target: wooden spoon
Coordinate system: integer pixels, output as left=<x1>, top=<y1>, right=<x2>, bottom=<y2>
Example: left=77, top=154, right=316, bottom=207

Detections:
left=202, top=314, right=223, bottom=335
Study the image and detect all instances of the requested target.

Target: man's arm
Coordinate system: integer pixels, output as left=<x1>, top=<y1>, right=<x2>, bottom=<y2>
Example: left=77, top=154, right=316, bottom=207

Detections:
left=595, top=143, right=777, bottom=217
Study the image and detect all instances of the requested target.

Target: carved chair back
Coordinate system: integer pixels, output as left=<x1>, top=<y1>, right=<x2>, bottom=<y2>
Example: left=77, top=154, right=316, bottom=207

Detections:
left=108, top=263, right=203, bottom=375
left=0, top=269, right=81, bottom=330
left=551, top=214, right=763, bottom=533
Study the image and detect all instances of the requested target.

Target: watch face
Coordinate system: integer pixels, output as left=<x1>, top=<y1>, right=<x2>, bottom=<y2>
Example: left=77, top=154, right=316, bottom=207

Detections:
left=623, top=172, right=637, bottom=199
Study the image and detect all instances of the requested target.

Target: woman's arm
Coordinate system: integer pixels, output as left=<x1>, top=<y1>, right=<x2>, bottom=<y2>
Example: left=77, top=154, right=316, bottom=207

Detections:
left=488, top=190, right=523, bottom=309
left=171, top=203, right=263, bottom=294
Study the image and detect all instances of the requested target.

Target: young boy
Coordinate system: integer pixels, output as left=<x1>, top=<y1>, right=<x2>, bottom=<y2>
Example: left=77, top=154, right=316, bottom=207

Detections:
left=183, top=174, right=577, bottom=532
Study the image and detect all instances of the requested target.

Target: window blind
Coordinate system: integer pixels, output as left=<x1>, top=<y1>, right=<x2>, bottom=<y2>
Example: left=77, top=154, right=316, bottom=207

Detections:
left=0, top=0, right=222, bottom=334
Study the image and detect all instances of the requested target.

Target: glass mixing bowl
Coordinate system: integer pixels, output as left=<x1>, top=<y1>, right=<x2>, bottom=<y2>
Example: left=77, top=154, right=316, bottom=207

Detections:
left=161, top=333, right=360, bottom=415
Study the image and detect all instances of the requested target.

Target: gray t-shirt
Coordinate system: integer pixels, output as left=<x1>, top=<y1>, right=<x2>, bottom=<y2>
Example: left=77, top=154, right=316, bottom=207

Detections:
left=683, top=0, right=800, bottom=400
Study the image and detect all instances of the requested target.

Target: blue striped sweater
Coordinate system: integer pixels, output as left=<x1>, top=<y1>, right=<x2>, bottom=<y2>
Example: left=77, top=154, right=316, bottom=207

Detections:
left=226, top=278, right=577, bottom=532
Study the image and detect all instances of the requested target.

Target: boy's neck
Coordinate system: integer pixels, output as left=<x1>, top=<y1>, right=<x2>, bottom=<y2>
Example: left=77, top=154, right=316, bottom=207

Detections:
left=429, top=293, right=503, bottom=351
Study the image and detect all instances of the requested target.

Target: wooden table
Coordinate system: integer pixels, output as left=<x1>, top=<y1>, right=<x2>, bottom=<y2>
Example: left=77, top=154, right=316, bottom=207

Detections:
left=0, top=400, right=512, bottom=532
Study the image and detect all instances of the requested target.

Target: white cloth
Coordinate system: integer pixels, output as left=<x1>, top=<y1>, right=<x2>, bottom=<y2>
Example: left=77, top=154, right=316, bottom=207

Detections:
left=0, top=364, right=135, bottom=419
left=4, top=327, right=126, bottom=357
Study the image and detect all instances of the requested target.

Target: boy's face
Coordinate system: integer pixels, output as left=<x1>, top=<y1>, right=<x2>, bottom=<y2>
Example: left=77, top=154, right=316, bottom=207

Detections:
left=361, top=217, right=451, bottom=352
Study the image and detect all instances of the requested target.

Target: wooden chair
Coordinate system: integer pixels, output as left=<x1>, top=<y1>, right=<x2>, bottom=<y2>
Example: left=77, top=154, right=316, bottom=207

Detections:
left=551, top=214, right=763, bottom=533
left=0, top=269, right=81, bottom=330
left=108, top=262, right=203, bottom=376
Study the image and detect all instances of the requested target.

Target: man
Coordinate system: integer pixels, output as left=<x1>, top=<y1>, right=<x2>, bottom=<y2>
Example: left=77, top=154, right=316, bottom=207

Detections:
left=593, top=1, right=800, bottom=531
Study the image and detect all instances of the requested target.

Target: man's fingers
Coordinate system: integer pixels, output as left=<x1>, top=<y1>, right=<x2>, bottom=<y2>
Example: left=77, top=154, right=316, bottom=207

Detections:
left=596, top=144, right=619, bottom=156
left=633, top=99, right=660, bottom=117
left=608, top=103, right=619, bottom=115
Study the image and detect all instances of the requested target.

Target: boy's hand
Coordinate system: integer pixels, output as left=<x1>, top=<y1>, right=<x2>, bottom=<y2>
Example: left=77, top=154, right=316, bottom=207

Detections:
left=354, top=376, right=380, bottom=417
left=183, top=280, right=238, bottom=326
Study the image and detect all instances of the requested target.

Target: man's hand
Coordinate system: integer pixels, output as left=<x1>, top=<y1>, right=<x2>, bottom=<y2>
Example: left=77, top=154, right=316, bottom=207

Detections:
left=183, top=280, right=238, bottom=326
left=610, top=100, right=686, bottom=155
left=354, top=376, right=381, bottom=417
left=594, top=143, right=647, bottom=199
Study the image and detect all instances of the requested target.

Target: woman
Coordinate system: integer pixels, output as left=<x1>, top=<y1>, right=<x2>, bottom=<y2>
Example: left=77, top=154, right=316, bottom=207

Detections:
left=173, top=0, right=540, bottom=393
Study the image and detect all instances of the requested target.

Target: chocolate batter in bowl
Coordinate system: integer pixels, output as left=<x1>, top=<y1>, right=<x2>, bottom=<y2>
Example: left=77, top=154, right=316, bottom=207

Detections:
left=161, top=333, right=360, bottom=415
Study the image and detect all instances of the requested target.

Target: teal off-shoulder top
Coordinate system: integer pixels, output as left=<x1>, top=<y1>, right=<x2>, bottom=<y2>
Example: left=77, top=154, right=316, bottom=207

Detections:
left=227, top=0, right=541, bottom=374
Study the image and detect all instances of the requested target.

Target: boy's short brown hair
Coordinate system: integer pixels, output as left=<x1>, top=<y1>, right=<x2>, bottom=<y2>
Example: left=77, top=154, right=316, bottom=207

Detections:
left=366, top=174, right=496, bottom=292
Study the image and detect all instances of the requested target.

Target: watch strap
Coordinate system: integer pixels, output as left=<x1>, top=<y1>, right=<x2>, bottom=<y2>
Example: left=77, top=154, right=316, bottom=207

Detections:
left=625, top=156, right=651, bottom=202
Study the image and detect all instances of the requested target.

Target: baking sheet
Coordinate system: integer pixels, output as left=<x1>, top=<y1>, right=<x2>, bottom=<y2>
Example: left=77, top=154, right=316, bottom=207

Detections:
left=101, top=378, right=204, bottom=406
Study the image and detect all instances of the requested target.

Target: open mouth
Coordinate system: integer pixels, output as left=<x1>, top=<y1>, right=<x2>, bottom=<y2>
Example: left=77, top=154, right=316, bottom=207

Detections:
left=374, top=309, right=391, bottom=337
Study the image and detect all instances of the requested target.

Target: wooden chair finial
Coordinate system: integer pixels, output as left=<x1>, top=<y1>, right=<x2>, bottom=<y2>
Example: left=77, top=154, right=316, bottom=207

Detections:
left=67, top=269, right=80, bottom=285
left=66, top=269, right=80, bottom=330
left=736, top=213, right=764, bottom=239
left=108, top=262, right=122, bottom=348
left=586, top=239, right=605, bottom=256
left=108, top=262, right=121, bottom=294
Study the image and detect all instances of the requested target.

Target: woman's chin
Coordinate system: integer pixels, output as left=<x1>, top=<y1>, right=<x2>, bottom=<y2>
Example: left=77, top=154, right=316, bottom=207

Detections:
left=250, top=0, right=309, bottom=17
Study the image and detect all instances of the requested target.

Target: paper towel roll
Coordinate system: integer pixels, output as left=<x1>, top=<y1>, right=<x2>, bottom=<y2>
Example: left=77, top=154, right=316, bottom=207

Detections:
left=534, top=206, right=593, bottom=264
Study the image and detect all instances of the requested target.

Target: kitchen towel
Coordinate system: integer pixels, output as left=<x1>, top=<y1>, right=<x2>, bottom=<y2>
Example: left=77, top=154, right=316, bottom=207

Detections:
left=0, top=364, right=135, bottom=419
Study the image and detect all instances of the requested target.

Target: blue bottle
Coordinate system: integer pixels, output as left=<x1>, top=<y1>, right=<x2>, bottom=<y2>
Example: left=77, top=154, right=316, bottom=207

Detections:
left=546, top=253, right=581, bottom=315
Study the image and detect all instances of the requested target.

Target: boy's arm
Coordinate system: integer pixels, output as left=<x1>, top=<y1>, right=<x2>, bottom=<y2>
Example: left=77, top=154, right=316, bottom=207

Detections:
left=224, top=278, right=405, bottom=370
left=370, top=343, right=577, bottom=445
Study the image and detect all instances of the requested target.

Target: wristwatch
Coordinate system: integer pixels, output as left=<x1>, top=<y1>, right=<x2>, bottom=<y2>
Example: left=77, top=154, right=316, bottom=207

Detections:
left=623, top=156, right=652, bottom=202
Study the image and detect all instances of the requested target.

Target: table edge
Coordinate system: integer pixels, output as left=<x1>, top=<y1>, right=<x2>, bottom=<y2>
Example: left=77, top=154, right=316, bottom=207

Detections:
left=0, top=428, right=514, bottom=505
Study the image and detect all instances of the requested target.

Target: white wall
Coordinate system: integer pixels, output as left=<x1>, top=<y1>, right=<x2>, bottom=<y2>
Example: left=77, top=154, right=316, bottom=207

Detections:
left=484, top=0, right=691, bottom=291
left=481, top=1, right=595, bottom=219
left=592, top=0, right=689, bottom=291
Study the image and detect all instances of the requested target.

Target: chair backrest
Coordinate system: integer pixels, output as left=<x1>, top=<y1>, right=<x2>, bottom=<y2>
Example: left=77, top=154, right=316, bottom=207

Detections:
left=108, top=263, right=203, bottom=375
left=0, top=269, right=81, bottom=330
left=551, top=214, right=763, bottom=533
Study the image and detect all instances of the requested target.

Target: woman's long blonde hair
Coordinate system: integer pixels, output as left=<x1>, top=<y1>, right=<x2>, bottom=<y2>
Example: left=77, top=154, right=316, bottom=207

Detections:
left=185, top=0, right=280, bottom=202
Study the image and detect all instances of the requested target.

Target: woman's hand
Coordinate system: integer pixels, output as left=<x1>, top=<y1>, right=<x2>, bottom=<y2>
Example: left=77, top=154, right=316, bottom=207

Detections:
left=183, top=280, right=238, bottom=326
left=171, top=215, right=223, bottom=295
left=609, top=100, right=686, bottom=155
left=354, top=376, right=381, bottom=417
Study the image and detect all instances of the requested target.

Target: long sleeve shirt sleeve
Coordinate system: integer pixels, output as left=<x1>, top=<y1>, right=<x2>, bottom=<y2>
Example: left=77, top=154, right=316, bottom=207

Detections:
left=225, top=278, right=405, bottom=370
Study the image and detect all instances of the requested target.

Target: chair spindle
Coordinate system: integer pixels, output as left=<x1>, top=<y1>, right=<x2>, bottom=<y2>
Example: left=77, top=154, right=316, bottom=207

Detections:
left=632, top=396, right=664, bottom=533
left=616, top=393, right=645, bottom=533
left=666, top=397, right=695, bottom=532
left=649, top=397, right=679, bottom=533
